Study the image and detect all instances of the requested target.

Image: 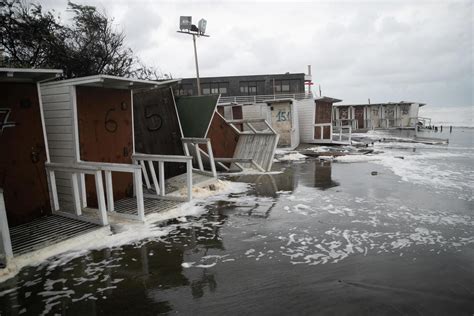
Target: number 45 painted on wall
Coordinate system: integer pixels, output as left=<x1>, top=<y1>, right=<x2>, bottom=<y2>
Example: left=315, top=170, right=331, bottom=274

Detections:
left=276, top=111, right=291, bottom=122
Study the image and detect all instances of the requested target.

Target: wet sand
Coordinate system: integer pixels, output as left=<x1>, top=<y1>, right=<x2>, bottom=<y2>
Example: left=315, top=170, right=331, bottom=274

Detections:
left=0, top=128, right=473, bottom=315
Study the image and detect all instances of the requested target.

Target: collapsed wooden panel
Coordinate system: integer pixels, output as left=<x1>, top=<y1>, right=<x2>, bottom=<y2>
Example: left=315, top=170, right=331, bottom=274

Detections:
left=76, top=86, right=133, bottom=206
left=133, top=87, right=185, bottom=178
left=175, top=95, right=219, bottom=138
left=205, top=112, right=239, bottom=158
left=0, top=82, right=51, bottom=226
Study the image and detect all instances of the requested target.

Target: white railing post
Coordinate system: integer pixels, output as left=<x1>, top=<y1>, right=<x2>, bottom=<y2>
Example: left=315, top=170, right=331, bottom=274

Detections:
left=195, top=143, right=204, bottom=171
left=104, top=170, right=114, bottom=212
left=139, top=160, right=151, bottom=189
left=71, top=172, right=82, bottom=216
left=0, top=189, right=13, bottom=261
left=48, top=170, right=59, bottom=211
left=183, top=142, right=190, bottom=156
left=206, top=140, right=217, bottom=177
left=348, top=126, right=352, bottom=142
left=158, top=161, right=165, bottom=197
left=134, top=169, right=145, bottom=221
left=147, top=161, right=160, bottom=195
left=339, top=128, right=342, bottom=141
left=94, top=170, right=108, bottom=226
left=186, top=160, right=193, bottom=202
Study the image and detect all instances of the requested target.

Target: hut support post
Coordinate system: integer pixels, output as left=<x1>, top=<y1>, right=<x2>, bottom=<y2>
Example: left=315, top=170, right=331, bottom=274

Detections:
left=80, top=174, right=87, bottom=208
left=0, top=189, right=13, bottom=261
left=94, top=171, right=108, bottom=226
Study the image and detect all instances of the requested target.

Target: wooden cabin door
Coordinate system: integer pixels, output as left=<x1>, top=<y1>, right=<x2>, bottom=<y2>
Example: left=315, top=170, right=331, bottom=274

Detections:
left=270, top=102, right=292, bottom=146
left=354, top=107, right=364, bottom=129
left=77, top=86, right=134, bottom=206
left=314, top=101, right=332, bottom=140
left=133, top=87, right=185, bottom=178
left=0, top=83, right=50, bottom=226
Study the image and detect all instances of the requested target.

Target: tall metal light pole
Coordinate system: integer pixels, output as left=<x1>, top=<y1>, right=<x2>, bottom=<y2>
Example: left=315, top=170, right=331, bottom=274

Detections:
left=177, top=17, right=209, bottom=96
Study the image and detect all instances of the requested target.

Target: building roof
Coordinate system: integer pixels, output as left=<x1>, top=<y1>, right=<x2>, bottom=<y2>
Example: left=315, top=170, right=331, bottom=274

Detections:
left=181, top=72, right=305, bottom=81
left=41, top=74, right=179, bottom=90
left=315, top=96, right=342, bottom=103
left=0, top=68, right=63, bottom=83
left=334, top=101, right=426, bottom=107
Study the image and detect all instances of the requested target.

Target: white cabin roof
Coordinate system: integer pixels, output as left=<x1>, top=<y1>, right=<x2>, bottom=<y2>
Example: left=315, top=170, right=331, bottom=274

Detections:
left=41, top=74, right=179, bottom=90
left=335, top=101, right=425, bottom=107
left=0, top=68, right=63, bottom=83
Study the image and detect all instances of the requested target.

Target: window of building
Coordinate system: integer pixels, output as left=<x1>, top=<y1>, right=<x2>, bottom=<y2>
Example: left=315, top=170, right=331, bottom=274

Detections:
left=274, top=80, right=290, bottom=93
left=239, top=81, right=258, bottom=95
left=203, top=82, right=228, bottom=95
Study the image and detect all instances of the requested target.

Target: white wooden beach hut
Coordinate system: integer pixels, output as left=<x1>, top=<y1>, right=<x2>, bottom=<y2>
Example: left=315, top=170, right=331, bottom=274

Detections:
left=0, top=68, right=109, bottom=266
left=39, top=75, right=203, bottom=226
left=297, top=96, right=344, bottom=144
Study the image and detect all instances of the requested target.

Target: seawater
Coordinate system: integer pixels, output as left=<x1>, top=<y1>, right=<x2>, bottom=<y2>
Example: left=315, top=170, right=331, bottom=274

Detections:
left=0, top=128, right=473, bottom=315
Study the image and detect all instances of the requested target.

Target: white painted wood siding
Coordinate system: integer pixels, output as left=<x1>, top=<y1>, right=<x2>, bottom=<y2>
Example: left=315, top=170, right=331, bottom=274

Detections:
left=296, top=98, right=315, bottom=143
left=39, top=84, right=76, bottom=211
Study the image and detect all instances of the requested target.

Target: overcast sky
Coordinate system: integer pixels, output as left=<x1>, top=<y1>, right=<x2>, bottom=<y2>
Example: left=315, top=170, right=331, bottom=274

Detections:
left=40, top=0, right=472, bottom=111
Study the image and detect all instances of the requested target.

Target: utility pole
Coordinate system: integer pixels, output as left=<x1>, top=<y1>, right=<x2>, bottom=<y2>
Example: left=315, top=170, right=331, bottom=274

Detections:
left=177, top=17, right=209, bottom=96
left=192, top=34, right=201, bottom=95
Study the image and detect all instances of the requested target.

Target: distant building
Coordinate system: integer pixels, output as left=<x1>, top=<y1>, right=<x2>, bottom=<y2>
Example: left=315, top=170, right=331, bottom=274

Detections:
left=333, top=101, right=426, bottom=130
left=174, top=73, right=306, bottom=97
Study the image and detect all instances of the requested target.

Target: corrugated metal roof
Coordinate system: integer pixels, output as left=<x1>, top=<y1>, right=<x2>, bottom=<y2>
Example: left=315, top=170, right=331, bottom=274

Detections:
left=315, top=96, right=342, bottom=103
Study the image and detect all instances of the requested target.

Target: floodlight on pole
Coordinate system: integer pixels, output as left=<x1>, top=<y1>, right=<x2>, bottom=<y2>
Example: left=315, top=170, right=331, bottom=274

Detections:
left=177, top=16, right=210, bottom=96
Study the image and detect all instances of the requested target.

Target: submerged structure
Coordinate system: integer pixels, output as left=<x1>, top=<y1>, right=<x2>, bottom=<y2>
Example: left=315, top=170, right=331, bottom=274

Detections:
left=333, top=101, right=425, bottom=131
left=175, top=95, right=279, bottom=172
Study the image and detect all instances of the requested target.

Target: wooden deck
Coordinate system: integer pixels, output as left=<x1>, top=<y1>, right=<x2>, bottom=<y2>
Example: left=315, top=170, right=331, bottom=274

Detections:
left=9, top=215, right=101, bottom=256
left=114, top=198, right=183, bottom=216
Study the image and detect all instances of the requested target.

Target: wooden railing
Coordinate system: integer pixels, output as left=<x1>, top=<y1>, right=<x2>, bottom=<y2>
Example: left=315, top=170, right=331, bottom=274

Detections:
left=226, top=118, right=277, bottom=136
left=181, top=138, right=217, bottom=178
left=0, top=188, right=13, bottom=263
left=333, top=125, right=352, bottom=142
left=132, top=153, right=193, bottom=202
left=46, top=162, right=109, bottom=225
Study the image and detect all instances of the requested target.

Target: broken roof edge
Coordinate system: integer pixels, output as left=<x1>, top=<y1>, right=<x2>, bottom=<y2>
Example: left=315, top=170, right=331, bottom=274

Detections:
left=335, top=101, right=426, bottom=107
left=0, top=67, right=63, bottom=82
left=40, top=74, right=179, bottom=89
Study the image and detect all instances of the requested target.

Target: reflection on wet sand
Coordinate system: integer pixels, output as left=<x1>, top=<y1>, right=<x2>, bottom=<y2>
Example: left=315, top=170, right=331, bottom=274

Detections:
left=298, top=160, right=339, bottom=190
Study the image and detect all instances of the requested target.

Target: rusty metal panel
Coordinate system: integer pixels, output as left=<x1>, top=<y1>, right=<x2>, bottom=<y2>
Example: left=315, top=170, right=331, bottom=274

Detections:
left=133, top=87, right=185, bottom=178
left=76, top=86, right=133, bottom=206
left=205, top=113, right=238, bottom=158
left=0, top=82, right=51, bottom=226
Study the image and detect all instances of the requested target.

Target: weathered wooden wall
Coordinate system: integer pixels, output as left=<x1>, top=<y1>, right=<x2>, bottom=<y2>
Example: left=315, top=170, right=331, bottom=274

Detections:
left=269, top=101, right=292, bottom=147
left=354, top=107, right=364, bottom=129
left=314, top=100, right=332, bottom=139
left=0, top=82, right=51, bottom=226
left=76, top=86, right=133, bottom=206
left=205, top=112, right=238, bottom=158
left=133, top=87, right=185, bottom=178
